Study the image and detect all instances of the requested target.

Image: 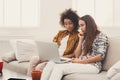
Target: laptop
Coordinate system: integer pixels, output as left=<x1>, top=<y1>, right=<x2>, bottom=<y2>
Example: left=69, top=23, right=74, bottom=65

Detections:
left=36, top=41, right=72, bottom=63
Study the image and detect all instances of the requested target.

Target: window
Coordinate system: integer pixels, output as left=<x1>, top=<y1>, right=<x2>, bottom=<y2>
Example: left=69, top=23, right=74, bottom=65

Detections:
left=0, top=0, right=40, bottom=27
left=73, top=0, right=120, bottom=27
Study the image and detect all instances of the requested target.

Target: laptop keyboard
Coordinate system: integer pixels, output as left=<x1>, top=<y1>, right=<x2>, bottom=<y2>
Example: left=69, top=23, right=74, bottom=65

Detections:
left=60, top=57, right=72, bottom=61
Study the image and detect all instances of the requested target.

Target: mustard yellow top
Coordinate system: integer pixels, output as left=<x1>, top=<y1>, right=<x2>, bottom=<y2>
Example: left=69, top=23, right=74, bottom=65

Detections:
left=53, top=30, right=79, bottom=56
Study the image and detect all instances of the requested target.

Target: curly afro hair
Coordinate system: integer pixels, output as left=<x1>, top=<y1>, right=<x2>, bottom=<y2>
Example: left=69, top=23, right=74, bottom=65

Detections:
left=60, top=8, right=80, bottom=30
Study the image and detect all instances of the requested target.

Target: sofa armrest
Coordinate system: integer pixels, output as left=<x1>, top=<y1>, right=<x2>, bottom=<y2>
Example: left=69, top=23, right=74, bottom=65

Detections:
left=111, top=73, right=120, bottom=80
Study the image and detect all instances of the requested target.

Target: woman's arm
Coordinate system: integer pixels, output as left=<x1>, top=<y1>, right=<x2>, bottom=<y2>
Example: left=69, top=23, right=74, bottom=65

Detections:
left=62, top=53, right=75, bottom=58
left=73, top=32, right=84, bottom=58
left=73, top=40, right=83, bottom=58
left=71, top=55, right=103, bottom=64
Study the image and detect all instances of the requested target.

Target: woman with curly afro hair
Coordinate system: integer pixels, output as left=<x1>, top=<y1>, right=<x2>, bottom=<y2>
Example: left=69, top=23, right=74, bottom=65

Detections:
left=27, top=9, right=80, bottom=77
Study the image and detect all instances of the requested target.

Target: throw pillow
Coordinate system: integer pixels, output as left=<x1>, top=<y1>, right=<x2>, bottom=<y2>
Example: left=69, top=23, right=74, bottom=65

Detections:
left=106, top=60, right=120, bottom=80
left=10, top=39, right=39, bottom=63
left=2, top=51, right=16, bottom=63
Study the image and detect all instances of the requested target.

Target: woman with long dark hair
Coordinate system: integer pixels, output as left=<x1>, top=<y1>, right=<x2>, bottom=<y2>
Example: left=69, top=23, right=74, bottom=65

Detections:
left=40, top=15, right=109, bottom=80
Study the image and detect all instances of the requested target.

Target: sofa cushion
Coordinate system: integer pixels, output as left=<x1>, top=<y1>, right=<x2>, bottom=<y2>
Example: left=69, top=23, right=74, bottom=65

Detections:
left=10, top=39, right=39, bottom=63
left=111, top=73, right=120, bottom=80
left=4, top=60, right=29, bottom=75
left=63, top=71, right=106, bottom=80
left=103, top=37, right=120, bottom=70
left=106, top=60, right=120, bottom=80
left=2, top=51, right=16, bottom=63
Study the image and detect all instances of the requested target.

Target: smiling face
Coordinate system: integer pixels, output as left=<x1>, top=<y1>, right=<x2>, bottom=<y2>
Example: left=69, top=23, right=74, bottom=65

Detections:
left=78, top=19, right=86, bottom=33
left=64, top=19, right=75, bottom=32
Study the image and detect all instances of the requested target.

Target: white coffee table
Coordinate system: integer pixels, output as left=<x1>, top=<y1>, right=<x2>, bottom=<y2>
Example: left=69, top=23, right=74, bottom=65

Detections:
left=0, top=68, right=32, bottom=80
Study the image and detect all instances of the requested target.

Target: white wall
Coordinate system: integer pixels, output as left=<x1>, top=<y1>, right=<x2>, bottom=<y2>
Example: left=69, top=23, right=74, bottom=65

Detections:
left=73, top=0, right=120, bottom=28
left=0, top=0, right=72, bottom=41
left=0, top=0, right=40, bottom=27
left=100, top=27, right=120, bottom=37
left=72, top=0, right=120, bottom=37
left=39, top=0, right=72, bottom=41
left=0, top=0, right=72, bottom=55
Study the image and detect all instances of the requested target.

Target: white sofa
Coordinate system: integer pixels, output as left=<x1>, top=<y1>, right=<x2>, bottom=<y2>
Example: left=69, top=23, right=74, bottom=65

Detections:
left=2, top=37, right=120, bottom=80
left=63, top=37, right=120, bottom=80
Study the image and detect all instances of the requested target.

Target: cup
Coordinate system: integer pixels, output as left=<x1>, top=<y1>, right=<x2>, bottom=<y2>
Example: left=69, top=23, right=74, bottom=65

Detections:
left=0, top=62, right=3, bottom=76
left=31, top=70, right=42, bottom=80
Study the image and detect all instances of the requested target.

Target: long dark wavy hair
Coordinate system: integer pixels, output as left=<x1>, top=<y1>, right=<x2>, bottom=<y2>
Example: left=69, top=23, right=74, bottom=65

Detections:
left=80, top=15, right=100, bottom=55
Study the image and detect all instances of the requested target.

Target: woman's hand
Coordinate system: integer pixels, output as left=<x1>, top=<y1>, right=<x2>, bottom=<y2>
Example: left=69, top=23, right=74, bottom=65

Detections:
left=71, top=58, right=88, bottom=64
left=78, top=30, right=84, bottom=42
left=71, top=58, right=80, bottom=63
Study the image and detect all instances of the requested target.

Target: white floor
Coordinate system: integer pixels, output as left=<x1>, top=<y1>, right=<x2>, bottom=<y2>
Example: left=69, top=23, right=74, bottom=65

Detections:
left=0, top=68, right=32, bottom=80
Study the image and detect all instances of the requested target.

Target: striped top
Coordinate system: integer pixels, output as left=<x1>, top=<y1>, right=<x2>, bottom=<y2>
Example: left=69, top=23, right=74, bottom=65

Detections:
left=79, top=32, right=109, bottom=71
